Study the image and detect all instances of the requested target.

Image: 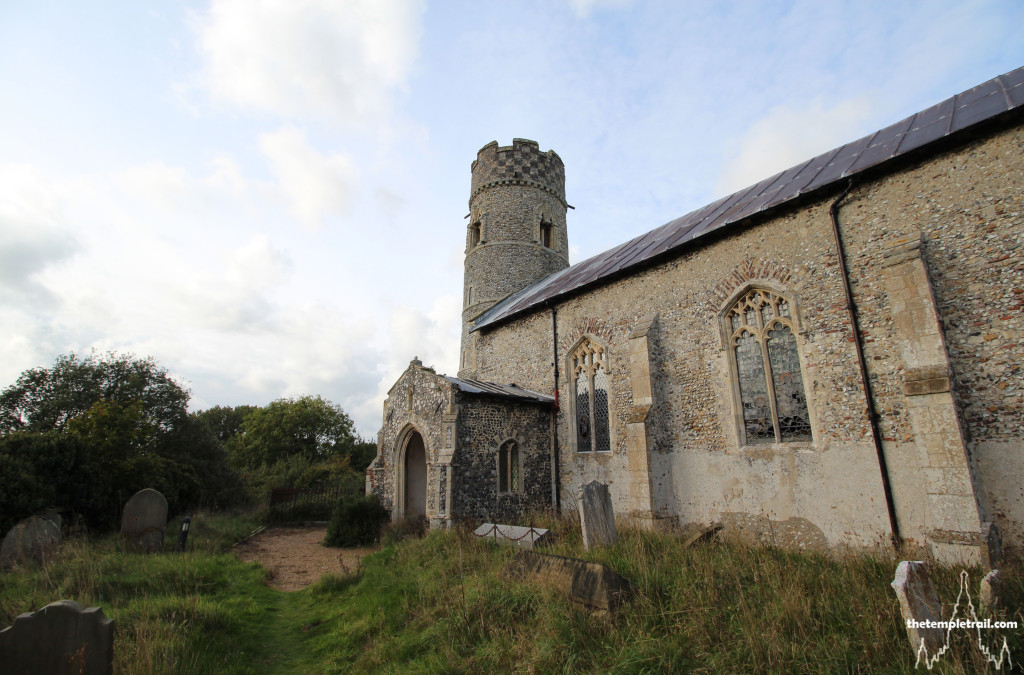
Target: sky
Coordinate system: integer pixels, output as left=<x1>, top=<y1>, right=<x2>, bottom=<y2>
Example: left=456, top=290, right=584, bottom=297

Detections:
left=1, top=0, right=1022, bottom=437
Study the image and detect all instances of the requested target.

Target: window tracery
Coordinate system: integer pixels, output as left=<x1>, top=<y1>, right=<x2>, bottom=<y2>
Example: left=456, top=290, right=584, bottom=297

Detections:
left=725, top=288, right=811, bottom=445
left=571, top=339, right=611, bottom=452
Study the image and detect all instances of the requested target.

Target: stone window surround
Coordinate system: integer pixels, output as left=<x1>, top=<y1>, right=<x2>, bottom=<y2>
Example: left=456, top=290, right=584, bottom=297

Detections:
left=718, top=282, right=814, bottom=448
left=496, top=438, right=523, bottom=495
left=567, top=334, right=615, bottom=454
left=538, top=214, right=553, bottom=249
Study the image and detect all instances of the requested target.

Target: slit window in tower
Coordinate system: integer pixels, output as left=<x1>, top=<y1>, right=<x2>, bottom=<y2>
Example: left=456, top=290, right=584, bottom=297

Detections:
left=470, top=221, right=481, bottom=248
left=540, top=218, right=553, bottom=248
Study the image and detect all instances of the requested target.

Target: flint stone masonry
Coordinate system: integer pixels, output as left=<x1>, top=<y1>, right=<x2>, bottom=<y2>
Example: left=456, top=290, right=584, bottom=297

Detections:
left=891, top=561, right=945, bottom=658
left=1, top=515, right=62, bottom=569
left=505, top=550, right=632, bottom=612
left=0, top=600, right=114, bottom=675
left=473, top=523, right=551, bottom=549
left=579, top=481, right=617, bottom=550
left=120, top=488, right=168, bottom=552
left=376, top=70, right=1024, bottom=560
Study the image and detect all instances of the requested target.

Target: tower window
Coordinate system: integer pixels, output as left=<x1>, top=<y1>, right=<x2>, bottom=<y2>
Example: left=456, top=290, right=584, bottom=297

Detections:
left=725, top=288, right=811, bottom=445
left=571, top=339, right=611, bottom=453
left=498, top=440, right=521, bottom=493
left=470, top=221, right=481, bottom=248
left=540, top=218, right=553, bottom=248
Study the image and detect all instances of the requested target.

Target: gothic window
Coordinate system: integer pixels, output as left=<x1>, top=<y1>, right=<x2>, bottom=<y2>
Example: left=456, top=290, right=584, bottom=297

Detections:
left=498, top=440, right=520, bottom=494
left=571, top=339, right=611, bottom=452
left=725, top=288, right=811, bottom=445
left=470, top=221, right=481, bottom=248
left=540, top=218, right=553, bottom=248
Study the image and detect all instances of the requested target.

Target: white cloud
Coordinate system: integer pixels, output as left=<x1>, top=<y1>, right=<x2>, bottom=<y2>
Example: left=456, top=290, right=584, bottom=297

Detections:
left=0, top=165, right=79, bottom=306
left=567, top=0, right=635, bottom=18
left=194, top=0, right=425, bottom=125
left=714, top=96, right=875, bottom=196
left=260, top=126, right=359, bottom=230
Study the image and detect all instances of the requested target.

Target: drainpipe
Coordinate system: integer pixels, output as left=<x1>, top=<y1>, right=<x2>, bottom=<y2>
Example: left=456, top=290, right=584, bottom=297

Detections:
left=550, top=305, right=561, bottom=512
left=829, top=180, right=902, bottom=550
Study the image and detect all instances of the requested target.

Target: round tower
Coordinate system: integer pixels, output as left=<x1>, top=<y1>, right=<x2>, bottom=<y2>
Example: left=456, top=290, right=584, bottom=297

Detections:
left=459, top=139, right=569, bottom=378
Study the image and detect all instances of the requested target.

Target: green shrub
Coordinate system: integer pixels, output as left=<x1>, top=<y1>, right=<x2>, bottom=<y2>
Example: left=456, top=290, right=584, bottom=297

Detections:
left=380, top=514, right=428, bottom=546
left=324, top=494, right=389, bottom=547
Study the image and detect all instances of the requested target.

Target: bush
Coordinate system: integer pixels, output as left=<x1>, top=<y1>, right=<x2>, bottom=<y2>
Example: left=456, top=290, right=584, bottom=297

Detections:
left=324, top=494, right=389, bottom=547
left=380, top=515, right=428, bottom=546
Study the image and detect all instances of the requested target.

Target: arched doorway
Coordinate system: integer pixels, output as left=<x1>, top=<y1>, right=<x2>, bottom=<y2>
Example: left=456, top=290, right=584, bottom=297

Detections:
left=403, top=431, right=427, bottom=518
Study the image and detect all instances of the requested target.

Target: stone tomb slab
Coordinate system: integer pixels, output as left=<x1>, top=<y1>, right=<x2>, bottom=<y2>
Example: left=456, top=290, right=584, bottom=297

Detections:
left=505, top=550, right=632, bottom=612
left=579, top=480, right=617, bottom=550
left=1, top=515, right=62, bottom=570
left=120, top=488, right=168, bottom=552
left=473, top=523, right=551, bottom=549
left=891, top=561, right=945, bottom=660
left=0, top=600, right=114, bottom=675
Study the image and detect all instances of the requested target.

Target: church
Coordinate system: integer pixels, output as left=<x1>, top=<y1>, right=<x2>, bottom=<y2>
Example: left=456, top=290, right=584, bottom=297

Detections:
left=367, top=66, right=1024, bottom=564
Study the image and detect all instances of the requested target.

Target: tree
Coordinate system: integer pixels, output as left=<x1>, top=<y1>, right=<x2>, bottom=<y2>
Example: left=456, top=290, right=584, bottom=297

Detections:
left=193, top=404, right=259, bottom=444
left=0, top=352, right=189, bottom=436
left=229, top=395, right=358, bottom=469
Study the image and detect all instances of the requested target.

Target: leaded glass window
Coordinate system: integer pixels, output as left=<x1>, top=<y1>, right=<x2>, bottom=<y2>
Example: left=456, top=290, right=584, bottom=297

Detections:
left=498, top=440, right=520, bottom=493
left=725, top=288, right=811, bottom=445
left=571, top=339, right=611, bottom=453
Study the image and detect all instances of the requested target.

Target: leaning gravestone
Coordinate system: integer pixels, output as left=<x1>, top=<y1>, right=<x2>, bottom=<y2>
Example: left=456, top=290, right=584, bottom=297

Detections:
left=506, top=550, right=632, bottom=612
left=891, top=561, right=945, bottom=659
left=120, top=488, right=168, bottom=552
left=980, top=569, right=1001, bottom=613
left=1, top=515, right=62, bottom=570
left=0, top=600, right=114, bottom=675
left=579, top=480, right=617, bottom=550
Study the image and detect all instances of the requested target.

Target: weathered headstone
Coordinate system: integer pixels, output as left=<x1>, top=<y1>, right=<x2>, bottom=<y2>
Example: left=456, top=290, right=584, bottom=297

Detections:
left=579, top=480, right=617, bottom=550
left=473, top=523, right=551, bottom=549
left=506, top=550, right=632, bottom=612
left=0, top=600, right=114, bottom=675
left=1, top=515, right=62, bottom=570
left=980, top=569, right=1001, bottom=613
left=36, top=508, right=62, bottom=529
left=120, top=488, right=168, bottom=552
left=891, top=561, right=944, bottom=659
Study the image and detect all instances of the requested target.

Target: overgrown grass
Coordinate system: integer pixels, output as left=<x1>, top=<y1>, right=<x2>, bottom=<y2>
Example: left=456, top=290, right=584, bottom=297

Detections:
left=2, top=510, right=1021, bottom=673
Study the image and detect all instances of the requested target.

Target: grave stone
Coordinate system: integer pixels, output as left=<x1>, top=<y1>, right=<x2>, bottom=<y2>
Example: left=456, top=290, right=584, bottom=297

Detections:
left=891, top=561, right=944, bottom=658
left=579, top=480, right=617, bottom=550
left=120, top=488, right=168, bottom=552
left=1, top=515, right=62, bottom=570
left=473, top=523, right=551, bottom=549
left=980, top=569, right=1000, bottom=613
left=0, top=600, right=114, bottom=675
left=505, top=550, right=632, bottom=612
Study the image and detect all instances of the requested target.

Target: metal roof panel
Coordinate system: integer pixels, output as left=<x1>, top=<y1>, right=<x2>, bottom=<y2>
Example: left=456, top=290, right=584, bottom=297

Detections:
left=472, top=66, right=1024, bottom=332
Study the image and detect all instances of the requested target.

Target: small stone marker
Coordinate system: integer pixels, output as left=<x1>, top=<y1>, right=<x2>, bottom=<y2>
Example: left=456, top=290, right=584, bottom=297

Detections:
left=891, top=561, right=944, bottom=658
left=120, top=488, right=168, bottom=552
left=506, top=550, right=632, bottom=612
left=473, top=523, right=551, bottom=549
left=980, top=569, right=1000, bottom=613
left=579, top=480, right=617, bottom=550
left=683, top=523, right=723, bottom=548
left=0, top=600, right=114, bottom=675
left=1, top=515, right=62, bottom=570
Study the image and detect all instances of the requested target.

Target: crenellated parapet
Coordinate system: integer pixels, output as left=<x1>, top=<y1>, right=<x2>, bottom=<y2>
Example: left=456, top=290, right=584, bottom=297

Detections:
left=470, top=138, right=566, bottom=207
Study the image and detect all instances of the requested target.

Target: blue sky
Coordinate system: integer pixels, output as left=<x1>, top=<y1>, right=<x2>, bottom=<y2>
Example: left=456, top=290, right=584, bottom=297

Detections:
left=1, top=0, right=1022, bottom=436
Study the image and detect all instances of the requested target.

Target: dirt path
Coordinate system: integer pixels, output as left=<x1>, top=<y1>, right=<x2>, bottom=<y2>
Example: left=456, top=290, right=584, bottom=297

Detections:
left=232, top=525, right=376, bottom=591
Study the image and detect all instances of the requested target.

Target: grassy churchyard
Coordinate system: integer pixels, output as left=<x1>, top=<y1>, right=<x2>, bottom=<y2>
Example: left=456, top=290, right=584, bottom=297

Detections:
left=2, top=510, right=1022, bottom=673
